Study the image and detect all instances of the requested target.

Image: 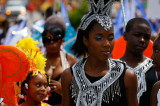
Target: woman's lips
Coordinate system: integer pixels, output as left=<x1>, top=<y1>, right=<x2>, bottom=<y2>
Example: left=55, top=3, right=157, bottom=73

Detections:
left=136, top=46, right=145, bottom=50
left=39, top=93, right=45, bottom=97
left=101, top=51, right=110, bottom=55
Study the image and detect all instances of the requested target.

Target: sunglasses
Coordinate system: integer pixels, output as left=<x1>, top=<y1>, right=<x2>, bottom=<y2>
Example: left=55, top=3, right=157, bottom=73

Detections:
left=43, top=35, right=62, bottom=43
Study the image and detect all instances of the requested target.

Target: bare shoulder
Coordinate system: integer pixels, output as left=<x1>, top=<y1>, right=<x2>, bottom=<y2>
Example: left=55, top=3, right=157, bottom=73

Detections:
left=150, top=80, right=160, bottom=106
left=124, top=69, right=137, bottom=88
left=125, top=69, right=137, bottom=79
left=61, top=68, right=73, bottom=106
left=152, top=81, right=160, bottom=93
left=61, top=68, right=73, bottom=84
left=124, top=69, right=138, bottom=106
left=67, top=53, right=78, bottom=66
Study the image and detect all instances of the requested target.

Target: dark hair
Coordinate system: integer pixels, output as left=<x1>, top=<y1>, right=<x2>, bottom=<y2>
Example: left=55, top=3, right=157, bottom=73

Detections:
left=45, top=6, right=56, bottom=19
left=42, top=16, right=66, bottom=45
left=71, top=20, right=98, bottom=57
left=94, top=0, right=111, bottom=4
left=125, top=18, right=151, bottom=33
left=44, top=16, right=66, bottom=31
left=18, top=71, right=49, bottom=104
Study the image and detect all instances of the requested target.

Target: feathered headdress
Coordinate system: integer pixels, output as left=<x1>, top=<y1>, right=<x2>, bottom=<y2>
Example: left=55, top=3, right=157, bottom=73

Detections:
left=0, top=45, right=30, bottom=106
left=79, top=0, right=115, bottom=31
left=15, top=37, right=47, bottom=76
left=0, top=37, right=47, bottom=106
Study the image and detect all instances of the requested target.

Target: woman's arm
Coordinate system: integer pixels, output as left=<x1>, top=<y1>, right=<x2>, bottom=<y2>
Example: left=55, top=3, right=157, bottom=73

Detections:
left=150, top=81, right=160, bottom=106
left=61, top=68, right=73, bottom=106
left=124, top=69, right=138, bottom=106
left=67, top=53, right=78, bottom=66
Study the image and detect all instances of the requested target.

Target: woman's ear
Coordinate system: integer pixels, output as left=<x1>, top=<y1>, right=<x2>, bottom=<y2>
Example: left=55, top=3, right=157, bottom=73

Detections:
left=23, top=83, right=28, bottom=94
left=83, top=36, right=88, bottom=47
left=123, top=32, right=127, bottom=40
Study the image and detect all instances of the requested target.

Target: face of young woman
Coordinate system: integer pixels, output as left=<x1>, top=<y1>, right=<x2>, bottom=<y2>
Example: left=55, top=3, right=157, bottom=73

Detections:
left=45, top=32, right=63, bottom=53
left=125, top=23, right=151, bottom=55
left=26, top=73, right=48, bottom=103
left=151, top=37, right=160, bottom=71
left=84, top=23, right=114, bottom=61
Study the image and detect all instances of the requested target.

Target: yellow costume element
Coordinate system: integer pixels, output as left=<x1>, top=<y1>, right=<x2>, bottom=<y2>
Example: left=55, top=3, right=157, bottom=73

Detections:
left=41, top=102, right=51, bottom=106
left=0, top=37, right=48, bottom=106
left=15, top=37, right=47, bottom=75
left=15, top=37, right=49, bottom=105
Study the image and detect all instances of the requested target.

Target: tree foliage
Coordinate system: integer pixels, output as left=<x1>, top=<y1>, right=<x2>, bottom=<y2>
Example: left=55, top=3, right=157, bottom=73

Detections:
left=68, top=1, right=88, bottom=29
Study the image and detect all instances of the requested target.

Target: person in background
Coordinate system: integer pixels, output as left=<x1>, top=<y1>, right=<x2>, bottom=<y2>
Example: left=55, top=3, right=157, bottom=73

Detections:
left=61, top=0, right=138, bottom=106
left=112, top=35, right=154, bottom=59
left=3, top=14, right=28, bottom=45
left=31, top=6, right=56, bottom=49
left=120, top=18, right=157, bottom=106
left=0, top=19, right=9, bottom=44
left=42, top=15, right=78, bottom=106
left=150, top=34, right=160, bottom=106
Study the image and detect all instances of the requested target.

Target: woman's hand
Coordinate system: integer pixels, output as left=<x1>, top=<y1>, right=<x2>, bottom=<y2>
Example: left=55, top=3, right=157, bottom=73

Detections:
left=49, top=80, right=62, bottom=95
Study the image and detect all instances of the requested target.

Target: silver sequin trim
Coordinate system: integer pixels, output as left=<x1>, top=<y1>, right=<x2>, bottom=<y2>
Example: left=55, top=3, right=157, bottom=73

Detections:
left=126, top=57, right=153, bottom=103
left=70, top=58, right=125, bottom=106
left=78, top=0, right=115, bottom=31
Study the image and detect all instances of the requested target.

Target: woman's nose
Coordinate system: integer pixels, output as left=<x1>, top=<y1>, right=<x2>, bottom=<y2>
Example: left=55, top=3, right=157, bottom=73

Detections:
left=50, top=40, right=54, bottom=44
left=40, top=85, right=46, bottom=91
left=103, top=40, right=110, bottom=48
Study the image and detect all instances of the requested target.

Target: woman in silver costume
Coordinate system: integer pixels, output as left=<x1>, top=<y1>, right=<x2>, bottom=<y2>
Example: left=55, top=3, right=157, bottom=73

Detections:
left=61, top=0, right=138, bottom=106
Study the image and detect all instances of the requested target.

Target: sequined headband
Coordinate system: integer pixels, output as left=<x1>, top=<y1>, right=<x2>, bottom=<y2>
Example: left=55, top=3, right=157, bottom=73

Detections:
left=79, top=0, right=115, bottom=31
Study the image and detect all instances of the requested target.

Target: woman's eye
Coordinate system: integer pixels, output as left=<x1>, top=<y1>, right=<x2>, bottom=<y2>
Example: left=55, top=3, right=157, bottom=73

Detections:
left=134, top=34, right=139, bottom=37
left=36, top=83, right=41, bottom=87
left=108, top=36, right=114, bottom=41
left=95, top=36, right=103, bottom=40
left=47, top=36, right=51, bottom=39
